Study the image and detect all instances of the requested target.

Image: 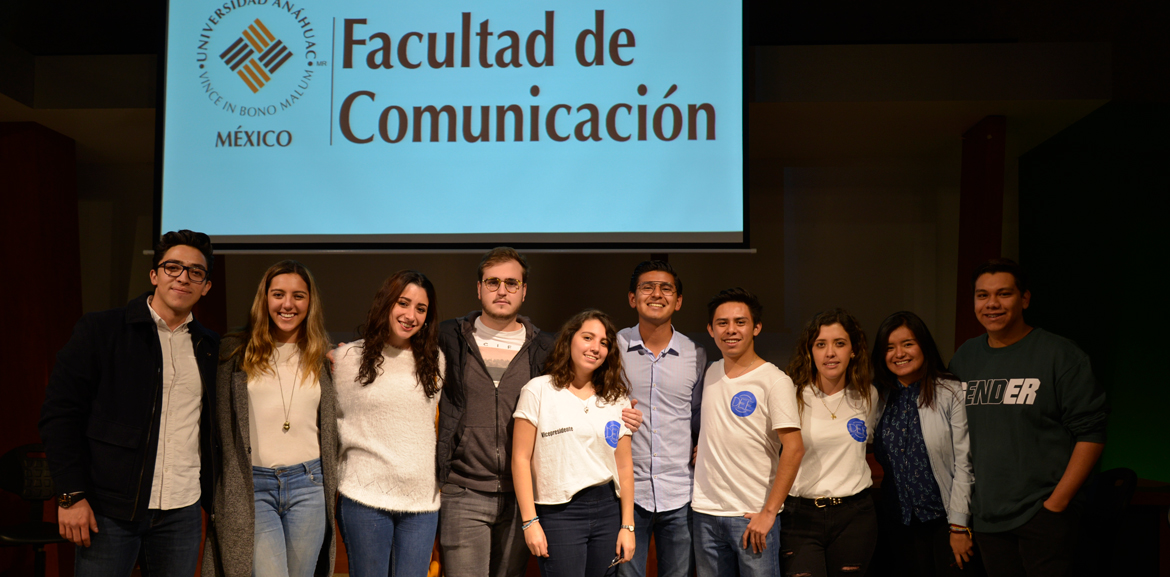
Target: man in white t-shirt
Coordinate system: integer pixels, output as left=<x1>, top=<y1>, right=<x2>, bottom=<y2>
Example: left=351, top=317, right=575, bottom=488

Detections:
left=691, top=288, right=805, bottom=577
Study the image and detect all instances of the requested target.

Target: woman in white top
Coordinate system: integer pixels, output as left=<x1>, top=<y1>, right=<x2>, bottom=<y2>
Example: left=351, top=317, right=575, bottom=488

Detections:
left=781, top=308, right=879, bottom=577
left=205, top=260, right=338, bottom=577
left=332, top=270, right=444, bottom=577
left=512, top=309, right=636, bottom=577
left=871, top=311, right=974, bottom=576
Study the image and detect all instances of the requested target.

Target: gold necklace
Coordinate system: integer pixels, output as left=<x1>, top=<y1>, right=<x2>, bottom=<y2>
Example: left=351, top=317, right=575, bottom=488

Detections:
left=816, top=386, right=847, bottom=419
left=727, top=356, right=759, bottom=379
left=276, top=349, right=300, bottom=432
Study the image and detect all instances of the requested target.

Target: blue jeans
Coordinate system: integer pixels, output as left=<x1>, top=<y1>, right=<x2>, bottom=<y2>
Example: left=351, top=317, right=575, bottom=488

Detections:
left=536, top=483, right=622, bottom=577
left=337, top=494, right=439, bottom=577
left=617, top=503, right=693, bottom=577
left=74, top=500, right=202, bottom=577
left=253, top=459, right=327, bottom=577
left=692, top=510, right=781, bottom=577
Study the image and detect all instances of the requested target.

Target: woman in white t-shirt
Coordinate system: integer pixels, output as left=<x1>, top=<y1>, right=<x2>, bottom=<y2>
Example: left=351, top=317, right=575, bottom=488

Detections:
left=782, top=308, right=879, bottom=577
left=512, top=309, right=636, bottom=577
left=205, top=260, right=338, bottom=577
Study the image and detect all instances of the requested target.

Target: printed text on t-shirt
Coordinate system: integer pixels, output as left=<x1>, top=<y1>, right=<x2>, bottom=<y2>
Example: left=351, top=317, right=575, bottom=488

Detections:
left=541, top=427, right=574, bottom=438
left=962, top=379, right=1040, bottom=405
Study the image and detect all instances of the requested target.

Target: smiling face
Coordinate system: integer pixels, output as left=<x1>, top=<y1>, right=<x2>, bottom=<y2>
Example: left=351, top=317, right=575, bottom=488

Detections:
left=267, top=273, right=310, bottom=343
left=388, top=282, right=429, bottom=349
left=570, top=318, right=610, bottom=382
left=812, top=323, right=853, bottom=387
left=477, top=259, right=526, bottom=322
left=149, top=245, right=212, bottom=319
left=707, top=301, right=761, bottom=360
left=974, top=272, right=1030, bottom=339
left=628, top=270, right=682, bottom=326
left=885, top=325, right=925, bottom=386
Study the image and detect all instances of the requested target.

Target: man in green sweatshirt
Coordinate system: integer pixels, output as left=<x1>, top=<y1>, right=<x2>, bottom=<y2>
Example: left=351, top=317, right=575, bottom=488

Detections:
left=949, top=258, right=1108, bottom=577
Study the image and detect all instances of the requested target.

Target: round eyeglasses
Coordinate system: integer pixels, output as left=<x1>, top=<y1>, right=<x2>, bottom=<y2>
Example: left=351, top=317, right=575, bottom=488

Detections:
left=637, top=281, right=676, bottom=296
left=482, top=277, right=524, bottom=293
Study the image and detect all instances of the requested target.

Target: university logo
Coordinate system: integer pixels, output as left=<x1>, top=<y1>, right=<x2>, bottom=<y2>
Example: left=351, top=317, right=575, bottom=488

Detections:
left=219, top=19, right=293, bottom=93
left=195, top=0, right=322, bottom=118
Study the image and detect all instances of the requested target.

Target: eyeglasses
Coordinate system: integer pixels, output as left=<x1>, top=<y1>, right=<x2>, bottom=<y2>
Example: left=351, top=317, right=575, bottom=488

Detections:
left=637, top=281, right=676, bottom=296
left=157, top=261, right=209, bottom=284
left=482, top=277, right=523, bottom=293
left=608, top=555, right=623, bottom=568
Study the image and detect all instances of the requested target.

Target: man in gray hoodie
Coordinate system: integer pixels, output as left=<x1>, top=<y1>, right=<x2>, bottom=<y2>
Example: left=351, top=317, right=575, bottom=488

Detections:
left=436, top=247, right=642, bottom=577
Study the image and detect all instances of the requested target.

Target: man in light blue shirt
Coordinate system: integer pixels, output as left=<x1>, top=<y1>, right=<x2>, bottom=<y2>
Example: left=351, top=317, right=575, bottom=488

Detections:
left=617, top=261, right=707, bottom=577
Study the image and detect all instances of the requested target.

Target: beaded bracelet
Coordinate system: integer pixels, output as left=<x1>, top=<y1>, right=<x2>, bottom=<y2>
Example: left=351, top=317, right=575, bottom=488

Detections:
left=522, top=517, right=540, bottom=531
left=949, top=524, right=972, bottom=538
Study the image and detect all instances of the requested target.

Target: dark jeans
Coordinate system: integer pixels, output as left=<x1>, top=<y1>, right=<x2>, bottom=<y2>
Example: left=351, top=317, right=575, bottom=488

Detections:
left=975, top=505, right=1080, bottom=577
left=618, top=504, right=693, bottom=577
left=876, top=516, right=974, bottom=577
left=779, top=491, right=878, bottom=577
left=536, top=483, right=622, bottom=577
left=74, top=501, right=203, bottom=577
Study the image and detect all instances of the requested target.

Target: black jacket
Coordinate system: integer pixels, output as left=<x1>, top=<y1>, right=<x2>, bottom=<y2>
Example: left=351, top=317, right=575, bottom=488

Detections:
left=436, top=311, right=553, bottom=492
left=39, top=292, right=220, bottom=521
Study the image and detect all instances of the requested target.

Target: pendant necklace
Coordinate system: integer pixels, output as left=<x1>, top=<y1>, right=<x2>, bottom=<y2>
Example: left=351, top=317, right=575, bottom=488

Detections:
left=816, top=386, right=847, bottom=419
left=276, top=349, right=300, bottom=432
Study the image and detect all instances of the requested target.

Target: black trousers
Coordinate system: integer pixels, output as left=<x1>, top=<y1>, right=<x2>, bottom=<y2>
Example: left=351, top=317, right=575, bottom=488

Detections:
left=779, top=492, right=878, bottom=577
left=875, top=516, right=983, bottom=577
left=974, top=505, right=1080, bottom=577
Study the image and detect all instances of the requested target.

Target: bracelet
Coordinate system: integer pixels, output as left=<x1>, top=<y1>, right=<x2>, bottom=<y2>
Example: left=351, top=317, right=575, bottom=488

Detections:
left=522, top=517, right=540, bottom=531
left=949, top=524, right=972, bottom=538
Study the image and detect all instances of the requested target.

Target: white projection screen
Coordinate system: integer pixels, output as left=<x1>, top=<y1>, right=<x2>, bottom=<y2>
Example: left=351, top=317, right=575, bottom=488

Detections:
left=157, top=0, right=746, bottom=250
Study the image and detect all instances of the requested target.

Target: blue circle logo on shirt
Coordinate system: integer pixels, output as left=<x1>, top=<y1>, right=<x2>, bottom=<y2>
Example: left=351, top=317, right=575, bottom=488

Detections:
left=730, top=391, right=757, bottom=417
left=847, top=418, right=867, bottom=442
left=605, top=421, right=621, bottom=448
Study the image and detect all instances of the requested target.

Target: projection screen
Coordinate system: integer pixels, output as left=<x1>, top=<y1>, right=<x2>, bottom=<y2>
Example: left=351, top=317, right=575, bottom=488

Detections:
left=158, top=0, right=745, bottom=250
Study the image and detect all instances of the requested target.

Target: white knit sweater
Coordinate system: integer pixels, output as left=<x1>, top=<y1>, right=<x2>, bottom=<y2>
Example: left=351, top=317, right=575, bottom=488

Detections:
left=333, top=341, right=444, bottom=512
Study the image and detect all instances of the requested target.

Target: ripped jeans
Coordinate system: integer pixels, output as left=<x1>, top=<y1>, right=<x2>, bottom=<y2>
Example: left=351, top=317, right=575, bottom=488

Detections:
left=779, top=491, right=878, bottom=577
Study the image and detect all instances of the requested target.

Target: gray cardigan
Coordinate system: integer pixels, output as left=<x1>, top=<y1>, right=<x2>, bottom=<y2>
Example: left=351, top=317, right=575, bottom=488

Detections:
left=875, top=379, right=974, bottom=527
left=201, top=335, right=339, bottom=577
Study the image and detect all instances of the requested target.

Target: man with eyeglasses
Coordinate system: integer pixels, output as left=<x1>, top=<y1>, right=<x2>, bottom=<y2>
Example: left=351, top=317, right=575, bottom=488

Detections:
left=616, top=261, right=707, bottom=577
left=436, top=247, right=642, bottom=577
left=40, top=230, right=220, bottom=577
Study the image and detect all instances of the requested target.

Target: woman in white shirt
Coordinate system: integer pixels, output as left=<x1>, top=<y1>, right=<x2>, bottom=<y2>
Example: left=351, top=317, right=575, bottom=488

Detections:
left=781, top=308, right=879, bottom=577
left=332, top=270, right=444, bottom=577
left=512, top=309, right=636, bottom=577
left=205, top=260, right=338, bottom=577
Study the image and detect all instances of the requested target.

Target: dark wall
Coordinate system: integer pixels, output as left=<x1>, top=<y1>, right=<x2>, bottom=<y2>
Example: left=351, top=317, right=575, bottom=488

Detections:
left=1019, top=102, right=1170, bottom=482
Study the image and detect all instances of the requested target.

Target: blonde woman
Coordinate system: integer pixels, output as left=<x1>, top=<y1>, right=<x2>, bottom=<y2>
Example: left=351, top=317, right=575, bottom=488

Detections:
left=204, top=260, right=337, bottom=577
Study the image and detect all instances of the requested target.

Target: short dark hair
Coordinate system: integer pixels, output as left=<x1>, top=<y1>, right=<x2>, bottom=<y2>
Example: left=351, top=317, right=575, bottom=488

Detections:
left=478, top=247, right=529, bottom=283
left=707, top=287, right=762, bottom=326
left=153, top=230, right=214, bottom=273
left=971, top=258, right=1029, bottom=293
left=628, top=260, right=683, bottom=295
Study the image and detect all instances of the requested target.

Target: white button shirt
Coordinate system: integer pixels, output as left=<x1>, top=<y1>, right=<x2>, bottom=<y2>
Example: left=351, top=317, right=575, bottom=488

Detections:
left=146, top=299, right=203, bottom=510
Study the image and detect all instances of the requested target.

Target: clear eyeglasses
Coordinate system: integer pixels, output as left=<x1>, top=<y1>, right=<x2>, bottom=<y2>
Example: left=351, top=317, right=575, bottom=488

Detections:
left=482, top=277, right=524, bottom=293
left=637, top=281, right=676, bottom=296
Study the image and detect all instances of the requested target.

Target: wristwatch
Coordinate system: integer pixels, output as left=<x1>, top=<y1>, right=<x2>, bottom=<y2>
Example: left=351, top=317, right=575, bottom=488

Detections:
left=57, top=492, right=85, bottom=509
left=621, top=524, right=635, bottom=532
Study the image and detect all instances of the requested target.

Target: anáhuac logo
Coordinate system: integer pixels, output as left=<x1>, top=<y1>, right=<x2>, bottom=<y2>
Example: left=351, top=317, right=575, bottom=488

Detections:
left=195, top=0, right=323, bottom=117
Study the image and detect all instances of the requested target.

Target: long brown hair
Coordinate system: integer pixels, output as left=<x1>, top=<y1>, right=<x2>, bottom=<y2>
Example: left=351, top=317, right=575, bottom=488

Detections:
left=226, top=260, right=329, bottom=385
left=871, top=311, right=958, bottom=409
left=356, top=270, right=442, bottom=398
left=786, top=308, right=873, bottom=418
left=544, top=309, right=629, bottom=404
